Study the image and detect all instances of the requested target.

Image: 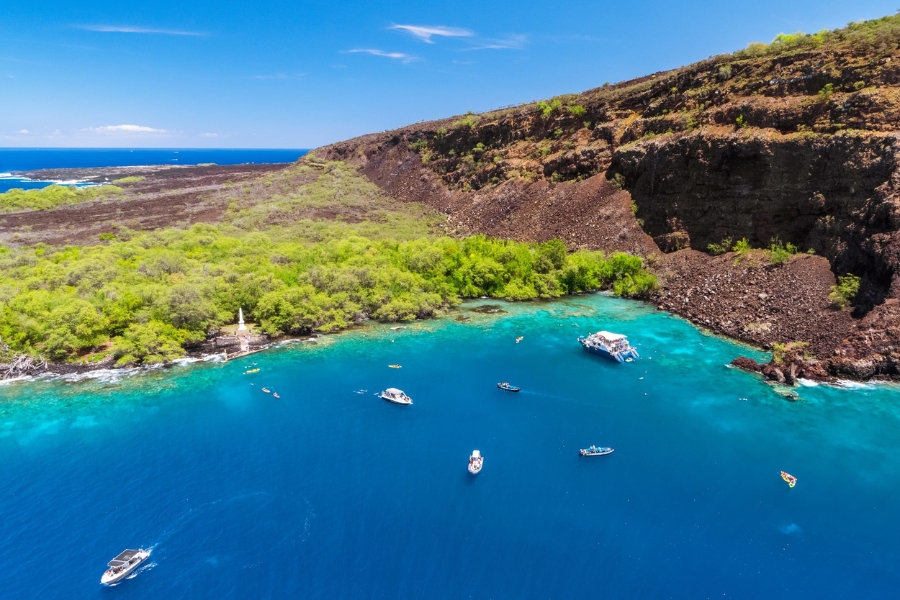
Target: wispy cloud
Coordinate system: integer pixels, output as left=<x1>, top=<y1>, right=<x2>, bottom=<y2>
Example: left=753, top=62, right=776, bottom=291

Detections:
left=17, top=129, right=30, bottom=134
left=390, top=24, right=473, bottom=44
left=343, top=49, right=418, bottom=63
left=79, top=25, right=206, bottom=36
left=200, top=133, right=218, bottom=137
left=88, top=124, right=168, bottom=134
left=463, top=34, right=528, bottom=50
left=252, top=73, right=306, bottom=80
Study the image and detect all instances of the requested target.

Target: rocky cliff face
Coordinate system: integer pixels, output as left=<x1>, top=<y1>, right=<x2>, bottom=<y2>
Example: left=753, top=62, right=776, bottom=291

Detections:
left=611, top=130, right=900, bottom=309
left=318, top=15, right=900, bottom=381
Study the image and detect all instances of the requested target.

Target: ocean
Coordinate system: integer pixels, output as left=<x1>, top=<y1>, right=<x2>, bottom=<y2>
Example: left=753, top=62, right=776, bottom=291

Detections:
left=0, top=295, right=897, bottom=599
left=0, top=148, right=308, bottom=193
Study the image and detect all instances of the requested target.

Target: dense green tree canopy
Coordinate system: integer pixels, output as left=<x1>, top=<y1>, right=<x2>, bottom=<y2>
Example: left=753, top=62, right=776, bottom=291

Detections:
left=0, top=226, right=655, bottom=365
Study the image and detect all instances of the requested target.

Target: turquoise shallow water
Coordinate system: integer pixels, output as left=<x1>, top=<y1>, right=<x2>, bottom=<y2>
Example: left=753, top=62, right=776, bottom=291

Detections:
left=1, top=295, right=898, bottom=599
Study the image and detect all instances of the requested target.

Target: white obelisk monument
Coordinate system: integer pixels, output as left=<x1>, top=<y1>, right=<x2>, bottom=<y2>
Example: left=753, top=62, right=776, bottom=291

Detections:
left=237, top=307, right=247, bottom=332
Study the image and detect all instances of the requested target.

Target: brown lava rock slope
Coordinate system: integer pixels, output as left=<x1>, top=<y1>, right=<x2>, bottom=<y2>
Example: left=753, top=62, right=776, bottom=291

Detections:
left=316, top=16, right=900, bottom=381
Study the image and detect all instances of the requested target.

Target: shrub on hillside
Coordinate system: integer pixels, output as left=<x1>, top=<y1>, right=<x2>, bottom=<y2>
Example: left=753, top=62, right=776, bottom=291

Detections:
left=829, top=274, right=860, bottom=308
left=732, top=238, right=751, bottom=264
left=707, top=237, right=732, bottom=256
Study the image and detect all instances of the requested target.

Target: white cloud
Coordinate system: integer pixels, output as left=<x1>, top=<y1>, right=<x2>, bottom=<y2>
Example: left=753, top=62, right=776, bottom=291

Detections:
left=89, top=124, right=168, bottom=134
left=17, top=129, right=29, bottom=134
left=200, top=133, right=218, bottom=137
left=343, top=49, right=418, bottom=63
left=80, top=25, right=206, bottom=36
left=464, top=35, right=528, bottom=50
left=390, top=25, right=473, bottom=44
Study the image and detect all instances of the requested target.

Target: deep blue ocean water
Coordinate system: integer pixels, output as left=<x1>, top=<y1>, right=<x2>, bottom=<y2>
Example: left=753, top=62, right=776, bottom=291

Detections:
left=1, top=295, right=898, bottom=599
left=0, top=148, right=308, bottom=193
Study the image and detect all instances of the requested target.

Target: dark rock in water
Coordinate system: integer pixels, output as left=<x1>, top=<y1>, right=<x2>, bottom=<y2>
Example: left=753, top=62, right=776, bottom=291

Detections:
left=455, top=315, right=471, bottom=322
left=770, top=366, right=786, bottom=383
left=731, top=356, right=763, bottom=372
left=471, top=305, right=507, bottom=314
left=732, top=351, right=834, bottom=385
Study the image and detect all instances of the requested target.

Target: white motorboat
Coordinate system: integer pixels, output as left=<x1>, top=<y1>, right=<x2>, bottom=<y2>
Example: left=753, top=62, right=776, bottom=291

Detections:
left=579, top=445, right=614, bottom=457
left=101, top=549, right=150, bottom=585
left=380, top=388, right=413, bottom=405
left=468, top=450, right=483, bottom=474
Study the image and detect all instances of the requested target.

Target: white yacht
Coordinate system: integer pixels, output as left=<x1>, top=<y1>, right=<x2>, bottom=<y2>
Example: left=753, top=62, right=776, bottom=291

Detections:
left=380, top=388, right=413, bottom=405
left=101, top=549, right=150, bottom=585
left=468, top=450, right=484, bottom=474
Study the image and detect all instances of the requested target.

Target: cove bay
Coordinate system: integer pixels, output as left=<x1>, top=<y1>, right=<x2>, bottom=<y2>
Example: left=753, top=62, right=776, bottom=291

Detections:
left=1, top=295, right=898, bottom=599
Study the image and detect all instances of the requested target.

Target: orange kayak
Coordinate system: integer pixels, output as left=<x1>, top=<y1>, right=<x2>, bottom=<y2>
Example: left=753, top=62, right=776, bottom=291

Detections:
left=781, top=471, right=797, bottom=488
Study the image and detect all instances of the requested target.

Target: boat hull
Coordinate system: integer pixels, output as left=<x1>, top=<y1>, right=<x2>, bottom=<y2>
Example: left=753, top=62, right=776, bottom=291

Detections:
left=381, top=394, right=412, bottom=405
left=101, top=552, right=148, bottom=585
left=579, top=339, right=640, bottom=363
left=580, top=448, right=614, bottom=456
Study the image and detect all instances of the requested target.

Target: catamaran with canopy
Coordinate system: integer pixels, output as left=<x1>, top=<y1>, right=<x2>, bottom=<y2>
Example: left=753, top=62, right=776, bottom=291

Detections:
left=578, top=331, right=640, bottom=363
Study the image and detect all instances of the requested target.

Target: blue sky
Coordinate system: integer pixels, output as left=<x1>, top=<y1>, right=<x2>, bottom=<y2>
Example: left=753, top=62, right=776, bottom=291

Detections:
left=1, top=0, right=897, bottom=148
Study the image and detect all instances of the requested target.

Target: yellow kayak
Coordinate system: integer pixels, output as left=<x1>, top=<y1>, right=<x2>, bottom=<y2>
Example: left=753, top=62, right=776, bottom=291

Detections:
left=781, top=471, right=797, bottom=488
left=388, top=364, right=402, bottom=369
left=245, top=369, right=260, bottom=374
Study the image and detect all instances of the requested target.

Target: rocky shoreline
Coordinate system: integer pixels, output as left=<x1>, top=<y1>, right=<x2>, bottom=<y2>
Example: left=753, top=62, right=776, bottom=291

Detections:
left=0, top=333, right=275, bottom=382
left=3, top=295, right=897, bottom=388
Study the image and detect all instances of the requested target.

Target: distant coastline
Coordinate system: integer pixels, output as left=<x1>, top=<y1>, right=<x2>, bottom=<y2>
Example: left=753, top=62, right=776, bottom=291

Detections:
left=0, top=148, right=308, bottom=192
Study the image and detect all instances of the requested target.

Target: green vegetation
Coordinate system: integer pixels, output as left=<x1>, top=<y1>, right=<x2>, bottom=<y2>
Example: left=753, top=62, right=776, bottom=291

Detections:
left=0, top=185, right=122, bottom=213
left=772, top=341, right=810, bottom=364
left=818, top=83, right=835, bottom=102
left=112, top=176, right=146, bottom=184
left=567, top=104, right=587, bottom=117
left=829, top=273, right=861, bottom=308
left=736, top=114, right=747, bottom=129
left=408, top=139, right=428, bottom=153
left=536, top=98, right=563, bottom=119
left=0, top=160, right=656, bottom=366
left=768, top=239, right=798, bottom=265
left=735, top=14, right=900, bottom=59
left=0, top=231, right=655, bottom=365
left=608, top=173, right=626, bottom=189
left=707, top=237, right=732, bottom=256
left=732, top=238, right=751, bottom=264
left=453, top=111, right=480, bottom=129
